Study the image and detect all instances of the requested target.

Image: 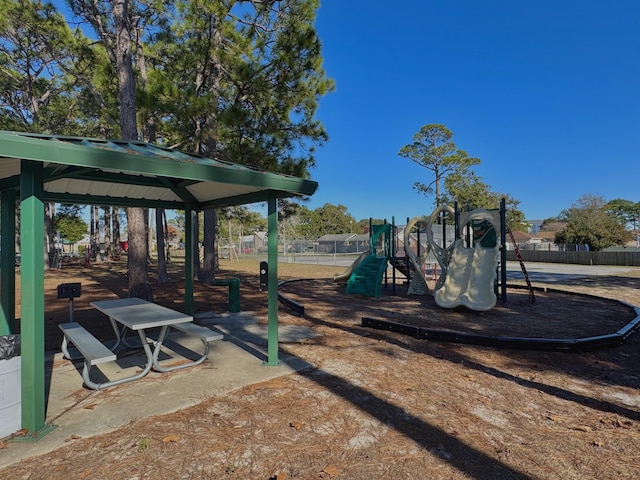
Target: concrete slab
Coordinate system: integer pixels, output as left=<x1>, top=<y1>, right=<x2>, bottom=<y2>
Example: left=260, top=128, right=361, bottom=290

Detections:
left=0, top=312, right=316, bottom=469
left=506, top=261, right=636, bottom=283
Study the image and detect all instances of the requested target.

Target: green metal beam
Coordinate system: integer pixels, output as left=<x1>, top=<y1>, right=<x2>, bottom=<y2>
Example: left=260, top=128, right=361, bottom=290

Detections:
left=264, top=193, right=280, bottom=366
left=42, top=192, right=187, bottom=210
left=158, top=177, right=199, bottom=204
left=42, top=165, right=94, bottom=182
left=1, top=189, right=16, bottom=334
left=0, top=175, right=20, bottom=191
left=199, top=190, right=301, bottom=210
left=19, top=160, right=47, bottom=436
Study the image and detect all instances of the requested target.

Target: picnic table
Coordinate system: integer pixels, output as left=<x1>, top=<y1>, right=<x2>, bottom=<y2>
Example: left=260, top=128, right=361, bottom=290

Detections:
left=60, top=297, right=222, bottom=390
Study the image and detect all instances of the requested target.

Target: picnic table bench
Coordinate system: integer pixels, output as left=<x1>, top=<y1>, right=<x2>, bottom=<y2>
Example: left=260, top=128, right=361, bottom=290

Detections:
left=59, top=322, right=117, bottom=389
left=59, top=298, right=224, bottom=389
left=157, top=322, right=223, bottom=372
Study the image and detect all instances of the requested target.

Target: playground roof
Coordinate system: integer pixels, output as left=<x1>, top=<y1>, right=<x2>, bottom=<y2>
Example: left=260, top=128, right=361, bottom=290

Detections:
left=0, top=130, right=318, bottom=209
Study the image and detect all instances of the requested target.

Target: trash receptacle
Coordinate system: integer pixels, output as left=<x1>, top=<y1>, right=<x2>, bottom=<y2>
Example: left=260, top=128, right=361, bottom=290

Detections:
left=0, top=335, right=21, bottom=439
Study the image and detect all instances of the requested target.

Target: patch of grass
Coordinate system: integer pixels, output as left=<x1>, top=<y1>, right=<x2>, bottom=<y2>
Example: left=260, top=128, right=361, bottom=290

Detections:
left=137, top=437, right=152, bottom=452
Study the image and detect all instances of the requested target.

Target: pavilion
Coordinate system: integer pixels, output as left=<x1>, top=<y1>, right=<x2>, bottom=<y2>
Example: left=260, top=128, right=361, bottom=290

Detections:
left=0, top=130, right=318, bottom=439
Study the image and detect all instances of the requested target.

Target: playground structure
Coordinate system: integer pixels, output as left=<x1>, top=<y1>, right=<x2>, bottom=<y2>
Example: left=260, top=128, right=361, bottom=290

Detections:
left=334, top=200, right=528, bottom=311
left=284, top=201, right=640, bottom=352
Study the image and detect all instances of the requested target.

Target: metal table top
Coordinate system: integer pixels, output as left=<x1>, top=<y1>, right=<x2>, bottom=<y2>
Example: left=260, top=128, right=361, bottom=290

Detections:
left=90, top=297, right=192, bottom=330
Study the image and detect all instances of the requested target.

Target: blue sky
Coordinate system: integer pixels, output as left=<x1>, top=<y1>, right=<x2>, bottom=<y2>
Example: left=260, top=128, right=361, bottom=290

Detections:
left=307, top=1, right=640, bottom=222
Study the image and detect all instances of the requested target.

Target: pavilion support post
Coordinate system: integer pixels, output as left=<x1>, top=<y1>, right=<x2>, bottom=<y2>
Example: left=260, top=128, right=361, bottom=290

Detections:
left=264, top=192, right=280, bottom=366
left=19, top=160, right=51, bottom=438
left=184, top=204, right=194, bottom=315
left=1, top=189, right=16, bottom=335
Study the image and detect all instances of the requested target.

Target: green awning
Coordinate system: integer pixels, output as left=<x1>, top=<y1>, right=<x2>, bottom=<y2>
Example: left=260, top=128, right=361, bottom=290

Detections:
left=0, top=130, right=318, bottom=209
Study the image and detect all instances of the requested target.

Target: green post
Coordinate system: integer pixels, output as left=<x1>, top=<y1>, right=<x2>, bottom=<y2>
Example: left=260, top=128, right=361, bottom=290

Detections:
left=1, top=189, right=16, bottom=335
left=210, top=278, right=241, bottom=313
left=264, top=193, right=280, bottom=365
left=227, top=277, right=241, bottom=313
left=184, top=204, right=194, bottom=314
left=19, top=160, right=47, bottom=436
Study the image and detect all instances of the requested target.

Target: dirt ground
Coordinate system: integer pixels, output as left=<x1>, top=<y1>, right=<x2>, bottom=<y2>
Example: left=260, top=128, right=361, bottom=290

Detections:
left=2, top=258, right=640, bottom=479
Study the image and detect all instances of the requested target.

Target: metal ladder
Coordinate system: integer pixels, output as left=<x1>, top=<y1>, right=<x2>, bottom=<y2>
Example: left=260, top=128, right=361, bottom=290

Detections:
left=507, top=227, right=536, bottom=303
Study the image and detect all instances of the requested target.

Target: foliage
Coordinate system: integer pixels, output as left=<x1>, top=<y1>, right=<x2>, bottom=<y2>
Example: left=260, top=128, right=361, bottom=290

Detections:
left=148, top=0, right=334, bottom=177
left=0, top=0, right=109, bottom=135
left=443, top=170, right=526, bottom=231
left=442, top=169, right=493, bottom=208
left=555, top=194, right=633, bottom=250
left=399, top=124, right=527, bottom=229
left=398, top=124, right=480, bottom=206
left=606, top=198, right=640, bottom=230
left=296, top=203, right=358, bottom=238
left=53, top=207, right=88, bottom=243
left=539, top=218, right=566, bottom=232
left=165, top=223, right=178, bottom=241
left=357, top=218, right=385, bottom=234
left=147, top=0, right=332, bottom=279
left=223, top=206, right=266, bottom=238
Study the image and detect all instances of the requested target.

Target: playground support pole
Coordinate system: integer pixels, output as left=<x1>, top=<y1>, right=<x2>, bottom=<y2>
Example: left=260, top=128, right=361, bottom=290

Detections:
left=404, top=217, right=422, bottom=285
left=391, top=217, right=396, bottom=295
left=500, top=198, right=507, bottom=303
left=465, top=204, right=472, bottom=246
left=452, top=201, right=458, bottom=243
left=383, top=219, right=388, bottom=287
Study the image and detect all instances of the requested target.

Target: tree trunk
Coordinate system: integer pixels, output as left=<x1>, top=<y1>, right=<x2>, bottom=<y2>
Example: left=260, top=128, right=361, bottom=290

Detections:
left=144, top=208, right=151, bottom=260
left=103, top=206, right=112, bottom=258
left=156, top=208, right=168, bottom=284
left=113, top=0, right=150, bottom=299
left=44, top=202, right=55, bottom=270
left=199, top=208, right=216, bottom=283
left=113, top=207, right=121, bottom=253
left=195, top=16, right=223, bottom=283
left=163, top=209, right=171, bottom=265
left=127, top=206, right=152, bottom=301
left=91, top=205, right=101, bottom=261
left=114, top=0, right=137, bottom=141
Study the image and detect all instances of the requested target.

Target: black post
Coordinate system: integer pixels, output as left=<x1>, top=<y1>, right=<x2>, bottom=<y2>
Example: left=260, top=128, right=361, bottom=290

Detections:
left=259, top=261, right=268, bottom=291
left=391, top=217, right=396, bottom=295
left=500, top=198, right=507, bottom=302
left=404, top=217, right=420, bottom=285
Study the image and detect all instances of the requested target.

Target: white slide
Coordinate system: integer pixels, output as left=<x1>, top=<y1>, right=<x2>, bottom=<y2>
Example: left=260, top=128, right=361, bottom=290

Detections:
left=433, top=239, right=500, bottom=311
left=430, top=208, right=501, bottom=311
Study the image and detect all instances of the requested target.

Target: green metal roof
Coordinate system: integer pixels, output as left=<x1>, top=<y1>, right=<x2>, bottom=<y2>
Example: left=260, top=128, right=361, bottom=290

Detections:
left=0, top=130, right=318, bottom=209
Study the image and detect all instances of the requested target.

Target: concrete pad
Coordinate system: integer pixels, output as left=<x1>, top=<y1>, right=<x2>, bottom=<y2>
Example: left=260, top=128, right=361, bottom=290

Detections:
left=506, top=261, right=636, bottom=283
left=0, top=312, right=315, bottom=469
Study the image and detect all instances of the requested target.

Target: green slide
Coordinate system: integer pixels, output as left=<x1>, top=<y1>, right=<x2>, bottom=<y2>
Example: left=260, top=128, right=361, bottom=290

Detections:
left=345, top=254, right=389, bottom=298
left=333, top=250, right=370, bottom=283
left=345, top=224, right=392, bottom=298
